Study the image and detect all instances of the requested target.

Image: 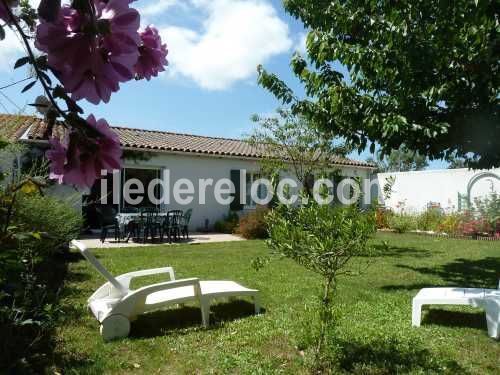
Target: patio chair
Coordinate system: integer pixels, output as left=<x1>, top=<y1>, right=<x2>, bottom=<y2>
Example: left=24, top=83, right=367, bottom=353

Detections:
left=412, top=280, right=500, bottom=339
left=95, top=205, right=120, bottom=243
left=140, top=207, right=161, bottom=242
left=181, top=208, right=193, bottom=239
left=162, top=210, right=183, bottom=242
left=70, top=240, right=260, bottom=341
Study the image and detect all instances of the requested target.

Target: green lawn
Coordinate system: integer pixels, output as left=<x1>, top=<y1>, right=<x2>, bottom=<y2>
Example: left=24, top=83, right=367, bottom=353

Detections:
left=52, top=234, right=499, bottom=374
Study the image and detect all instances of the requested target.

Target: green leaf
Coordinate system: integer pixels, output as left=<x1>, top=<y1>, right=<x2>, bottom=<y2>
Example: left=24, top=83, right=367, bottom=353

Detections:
left=39, top=71, right=52, bottom=85
left=14, top=56, right=31, bottom=69
left=369, top=142, right=375, bottom=154
left=21, top=80, right=37, bottom=93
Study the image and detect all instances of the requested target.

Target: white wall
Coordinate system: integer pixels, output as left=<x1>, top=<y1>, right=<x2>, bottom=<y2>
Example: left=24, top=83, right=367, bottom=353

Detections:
left=4, top=145, right=371, bottom=230
left=123, top=152, right=373, bottom=230
left=375, top=168, right=500, bottom=213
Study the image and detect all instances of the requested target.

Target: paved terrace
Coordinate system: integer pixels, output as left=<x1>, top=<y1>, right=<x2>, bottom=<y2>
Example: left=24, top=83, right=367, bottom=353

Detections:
left=78, top=233, right=244, bottom=249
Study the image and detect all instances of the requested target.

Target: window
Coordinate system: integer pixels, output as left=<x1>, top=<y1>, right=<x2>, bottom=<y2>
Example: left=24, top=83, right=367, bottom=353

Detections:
left=121, top=168, right=162, bottom=210
left=245, top=172, right=268, bottom=208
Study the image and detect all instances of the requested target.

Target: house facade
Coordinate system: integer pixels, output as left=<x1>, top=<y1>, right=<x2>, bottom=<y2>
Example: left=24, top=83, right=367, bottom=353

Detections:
left=1, top=114, right=375, bottom=230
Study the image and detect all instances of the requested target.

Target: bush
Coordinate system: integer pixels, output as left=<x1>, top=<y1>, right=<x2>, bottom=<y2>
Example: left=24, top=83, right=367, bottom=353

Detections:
left=388, top=214, right=417, bottom=233
left=236, top=209, right=269, bottom=239
left=0, top=190, right=82, bottom=372
left=14, top=193, right=83, bottom=255
left=437, top=213, right=463, bottom=235
left=375, top=207, right=392, bottom=229
left=214, top=211, right=239, bottom=234
left=416, top=208, right=444, bottom=231
left=474, top=192, right=500, bottom=235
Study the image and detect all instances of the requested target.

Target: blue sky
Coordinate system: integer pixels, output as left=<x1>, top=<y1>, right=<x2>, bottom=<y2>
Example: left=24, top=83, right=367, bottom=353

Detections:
left=0, top=0, right=447, bottom=168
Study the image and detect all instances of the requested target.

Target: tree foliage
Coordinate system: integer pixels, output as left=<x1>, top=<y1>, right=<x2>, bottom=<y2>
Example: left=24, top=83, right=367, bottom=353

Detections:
left=367, top=146, right=429, bottom=172
left=258, top=0, right=499, bottom=169
left=247, top=110, right=351, bottom=196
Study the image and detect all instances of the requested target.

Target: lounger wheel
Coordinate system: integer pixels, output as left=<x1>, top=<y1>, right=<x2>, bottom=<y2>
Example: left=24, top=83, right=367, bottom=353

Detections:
left=100, top=314, right=130, bottom=341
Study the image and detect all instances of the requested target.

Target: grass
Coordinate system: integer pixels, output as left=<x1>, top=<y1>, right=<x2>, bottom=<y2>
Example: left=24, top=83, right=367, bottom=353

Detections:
left=50, top=233, right=499, bottom=374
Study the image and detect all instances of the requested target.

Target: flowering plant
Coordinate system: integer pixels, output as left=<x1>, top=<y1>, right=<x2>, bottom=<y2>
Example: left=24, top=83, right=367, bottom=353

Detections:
left=0, top=0, right=168, bottom=188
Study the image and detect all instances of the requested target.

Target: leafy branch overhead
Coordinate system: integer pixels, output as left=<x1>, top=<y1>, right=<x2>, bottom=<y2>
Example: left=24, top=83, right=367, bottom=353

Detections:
left=258, top=0, right=499, bottom=169
left=0, top=0, right=169, bottom=188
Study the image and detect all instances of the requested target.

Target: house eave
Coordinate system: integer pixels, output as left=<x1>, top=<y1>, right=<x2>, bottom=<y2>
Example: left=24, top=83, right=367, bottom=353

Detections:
left=19, top=139, right=376, bottom=170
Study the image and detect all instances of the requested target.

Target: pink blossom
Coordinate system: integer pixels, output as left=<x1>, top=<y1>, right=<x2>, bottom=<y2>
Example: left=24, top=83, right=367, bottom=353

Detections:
left=46, top=137, right=67, bottom=184
left=46, top=115, right=122, bottom=188
left=135, top=26, right=168, bottom=80
left=0, top=0, right=17, bottom=24
left=35, top=0, right=140, bottom=104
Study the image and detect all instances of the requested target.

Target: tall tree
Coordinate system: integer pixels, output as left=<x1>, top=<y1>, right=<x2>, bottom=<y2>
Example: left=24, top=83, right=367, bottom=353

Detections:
left=258, top=0, right=499, bottom=169
left=367, top=147, right=428, bottom=172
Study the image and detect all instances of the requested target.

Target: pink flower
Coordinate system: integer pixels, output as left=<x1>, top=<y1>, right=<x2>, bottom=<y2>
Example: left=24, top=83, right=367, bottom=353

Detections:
left=135, top=26, right=168, bottom=80
left=46, top=115, right=122, bottom=188
left=46, top=136, right=67, bottom=184
left=35, top=0, right=140, bottom=104
left=96, top=0, right=140, bottom=54
left=0, top=0, right=17, bottom=24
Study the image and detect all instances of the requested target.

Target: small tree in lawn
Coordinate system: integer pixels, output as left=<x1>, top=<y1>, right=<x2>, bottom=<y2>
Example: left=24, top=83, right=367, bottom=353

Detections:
left=265, top=202, right=376, bottom=366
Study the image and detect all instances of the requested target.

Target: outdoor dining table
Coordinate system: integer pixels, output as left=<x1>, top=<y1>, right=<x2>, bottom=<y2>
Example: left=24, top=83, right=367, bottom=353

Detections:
left=116, top=212, right=169, bottom=240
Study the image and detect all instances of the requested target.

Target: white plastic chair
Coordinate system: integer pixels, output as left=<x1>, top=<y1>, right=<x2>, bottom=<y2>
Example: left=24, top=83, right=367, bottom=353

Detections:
left=412, top=280, right=500, bottom=339
left=71, top=240, right=260, bottom=341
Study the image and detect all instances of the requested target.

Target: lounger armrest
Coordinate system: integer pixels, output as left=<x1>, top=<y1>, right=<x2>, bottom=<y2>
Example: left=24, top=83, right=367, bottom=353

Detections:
left=116, top=267, right=175, bottom=289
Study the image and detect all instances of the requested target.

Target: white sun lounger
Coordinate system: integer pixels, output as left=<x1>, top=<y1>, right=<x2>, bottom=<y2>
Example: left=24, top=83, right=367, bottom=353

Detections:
left=71, top=240, right=260, bottom=341
left=412, top=280, right=500, bottom=339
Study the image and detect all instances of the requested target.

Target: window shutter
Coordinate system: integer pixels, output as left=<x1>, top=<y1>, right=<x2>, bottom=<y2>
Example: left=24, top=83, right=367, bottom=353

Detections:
left=330, top=171, right=343, bottom=205
left=230, top=169, right=244, bottom=211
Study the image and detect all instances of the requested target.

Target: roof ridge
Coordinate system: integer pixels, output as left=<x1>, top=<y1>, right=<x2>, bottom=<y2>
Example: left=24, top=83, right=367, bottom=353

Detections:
left=111, top=125, right=248, bottom=143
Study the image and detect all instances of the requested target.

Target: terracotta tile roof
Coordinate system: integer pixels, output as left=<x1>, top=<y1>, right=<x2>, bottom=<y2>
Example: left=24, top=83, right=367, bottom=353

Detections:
left=0, top=114, right=375, bottom=168
left=0, top=114, right=40, bottom=141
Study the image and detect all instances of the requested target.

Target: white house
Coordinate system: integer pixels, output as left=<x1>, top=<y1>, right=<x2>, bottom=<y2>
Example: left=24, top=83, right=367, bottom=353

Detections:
left=376, top=168, right=500, bottom=214
left=0, top=114, right=375, bottom=230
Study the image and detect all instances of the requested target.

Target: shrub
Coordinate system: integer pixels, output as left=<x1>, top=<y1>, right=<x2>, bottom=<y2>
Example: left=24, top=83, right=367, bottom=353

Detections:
left=416, top=208, right=445, bottom=231
left=458, top=211, right=493, bottom=237
left=214, top=211, right=239, bottom=234
left=437, top=213, right=463, bottom=234
left=14, top=193, right=83, bottom=255
left=0, top=186, right=82, bottom=371
left=474, top=192, right=500, bottom=235
left=388, top=214, right=417, bottom=233
left=375, top=207, right=392, bottom=229
left=236, top=209, right=269, bottom=239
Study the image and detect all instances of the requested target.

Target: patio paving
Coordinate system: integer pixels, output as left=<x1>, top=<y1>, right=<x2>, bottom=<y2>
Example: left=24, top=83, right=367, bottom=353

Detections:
left=78, top=232, right=245, bottom=249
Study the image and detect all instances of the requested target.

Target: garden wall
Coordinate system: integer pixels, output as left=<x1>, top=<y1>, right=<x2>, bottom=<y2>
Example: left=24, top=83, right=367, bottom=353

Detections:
left=375, top=168, right=500, bottom=213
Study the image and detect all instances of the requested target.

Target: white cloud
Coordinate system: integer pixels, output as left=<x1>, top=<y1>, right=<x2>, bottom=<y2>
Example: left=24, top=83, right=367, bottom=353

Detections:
left=138, top=0, right=178, bottom=17
left=0, top=27, right=24, bottom=71
left=159, top=0, right=292, bottom=90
